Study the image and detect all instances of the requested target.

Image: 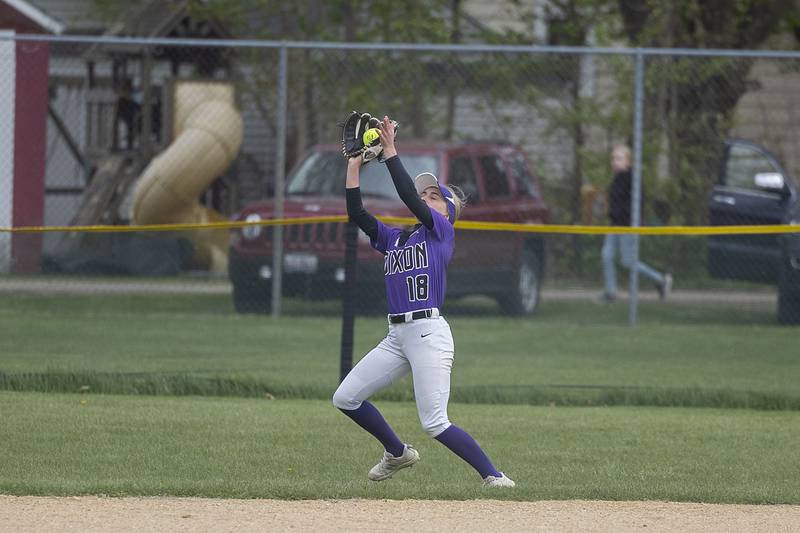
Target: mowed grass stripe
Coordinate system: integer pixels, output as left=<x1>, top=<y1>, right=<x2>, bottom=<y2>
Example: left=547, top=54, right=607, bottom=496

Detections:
left=1, top=371, right=798, bottom=410
left=1, top=293, right=798, bottom=409
left=0, top=391, right=798, bottom=503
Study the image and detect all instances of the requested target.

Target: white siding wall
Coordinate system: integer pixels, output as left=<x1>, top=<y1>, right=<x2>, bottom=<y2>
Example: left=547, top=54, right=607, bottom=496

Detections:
left=449, top=94, right=574, bottom=180
left=43, top=83, right=86, bottom=253
left=0, top=34, right=16, bottom=272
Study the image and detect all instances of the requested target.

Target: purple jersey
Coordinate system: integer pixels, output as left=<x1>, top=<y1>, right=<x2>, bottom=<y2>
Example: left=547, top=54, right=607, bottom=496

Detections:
left=371, top=209, right=454, bottom=314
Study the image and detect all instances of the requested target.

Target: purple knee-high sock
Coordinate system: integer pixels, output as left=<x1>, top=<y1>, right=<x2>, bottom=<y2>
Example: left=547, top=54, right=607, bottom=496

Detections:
left=339, top=401, right=405, bottom=458
left=435, top=424, right=501, bottom=479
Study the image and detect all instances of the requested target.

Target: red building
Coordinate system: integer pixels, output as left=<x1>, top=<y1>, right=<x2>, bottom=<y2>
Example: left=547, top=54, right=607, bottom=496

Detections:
left=0, top=0, right=61, bottom=273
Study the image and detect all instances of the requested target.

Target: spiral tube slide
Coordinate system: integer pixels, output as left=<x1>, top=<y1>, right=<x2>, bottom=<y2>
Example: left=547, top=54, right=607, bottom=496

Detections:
left=131, top=81, right=243, bottom=272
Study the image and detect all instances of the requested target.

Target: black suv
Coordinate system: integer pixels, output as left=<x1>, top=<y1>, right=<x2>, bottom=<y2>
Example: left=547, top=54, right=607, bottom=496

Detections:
left=229, top=142, right=550, bottom=314
left=708, top=139, right=800, bottom=324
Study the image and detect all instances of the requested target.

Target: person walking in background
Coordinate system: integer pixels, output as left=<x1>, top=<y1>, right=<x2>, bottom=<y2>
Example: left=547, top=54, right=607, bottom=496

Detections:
left=599, top=145, right=672, bottom=303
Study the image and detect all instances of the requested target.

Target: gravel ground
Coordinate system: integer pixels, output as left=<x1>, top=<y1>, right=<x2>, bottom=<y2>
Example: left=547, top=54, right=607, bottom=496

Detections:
left=1, top=496, right=798, bottom=533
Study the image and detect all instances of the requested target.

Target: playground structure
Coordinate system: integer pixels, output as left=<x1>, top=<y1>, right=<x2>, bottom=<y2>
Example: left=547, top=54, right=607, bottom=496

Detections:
left=45, top=1, right=243, bottom=274
left=131, top=81, right=242, bottom=273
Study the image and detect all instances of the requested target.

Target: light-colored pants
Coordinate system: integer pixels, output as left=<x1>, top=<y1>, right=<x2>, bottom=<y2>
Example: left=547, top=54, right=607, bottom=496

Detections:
left=332, top=316, right=454, bottom=438
left=602, top=233, right=665, bottom=296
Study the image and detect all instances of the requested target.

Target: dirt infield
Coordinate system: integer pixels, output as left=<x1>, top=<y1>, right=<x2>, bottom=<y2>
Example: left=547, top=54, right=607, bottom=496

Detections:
left=2, top=496, right=798, bottom=532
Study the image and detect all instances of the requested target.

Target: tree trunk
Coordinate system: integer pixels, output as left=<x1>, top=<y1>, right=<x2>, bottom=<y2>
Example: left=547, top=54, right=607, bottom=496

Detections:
left=444, top=0, right=461, bottom=140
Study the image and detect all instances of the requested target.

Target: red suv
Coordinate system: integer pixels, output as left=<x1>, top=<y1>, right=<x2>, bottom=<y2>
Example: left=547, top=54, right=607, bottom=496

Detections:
left=228, top=142, right=550, bottom=314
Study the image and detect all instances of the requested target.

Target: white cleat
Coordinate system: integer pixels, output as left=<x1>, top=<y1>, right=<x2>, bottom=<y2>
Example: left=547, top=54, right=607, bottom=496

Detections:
left=482, top=472, right=516, bottom=487
left=368, top=444, right=420, bottom=481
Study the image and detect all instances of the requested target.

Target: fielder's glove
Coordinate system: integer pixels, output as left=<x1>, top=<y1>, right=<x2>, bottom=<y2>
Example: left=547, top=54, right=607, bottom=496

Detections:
left=339, top=111, right=397, bottom=164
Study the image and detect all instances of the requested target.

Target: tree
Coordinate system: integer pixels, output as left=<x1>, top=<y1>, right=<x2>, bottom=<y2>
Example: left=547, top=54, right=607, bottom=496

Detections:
left=472, top=0, right=620, bottom=277
left=92, top=0, right=455, bottom=171
left=617, top=0, right=795, bottom=224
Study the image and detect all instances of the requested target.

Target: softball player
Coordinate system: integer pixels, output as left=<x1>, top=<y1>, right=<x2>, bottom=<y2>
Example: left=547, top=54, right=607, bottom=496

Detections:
left=332, top=116, right=514, bottom=487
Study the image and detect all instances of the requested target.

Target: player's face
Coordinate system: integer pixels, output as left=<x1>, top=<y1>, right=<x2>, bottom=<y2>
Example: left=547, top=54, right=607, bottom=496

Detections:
left=420, top=186, right=449, bottom=218
left=611, top=148, right=630, bottom=172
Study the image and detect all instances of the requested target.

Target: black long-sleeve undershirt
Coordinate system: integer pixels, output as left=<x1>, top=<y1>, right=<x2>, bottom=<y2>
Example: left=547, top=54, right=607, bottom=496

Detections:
left=608, top=170, right=644, bottom=226
left=385, top=155, right=434, bottom=229
left=345, top=187, right=378, bottom=241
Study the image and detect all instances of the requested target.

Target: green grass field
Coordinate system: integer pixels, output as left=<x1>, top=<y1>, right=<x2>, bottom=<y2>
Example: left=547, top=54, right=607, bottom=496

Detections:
left=1, top=292, right=798, bottom=409
left=2, top=290, right=799, bottom=503
left=0, top=391, right=797, bottom=503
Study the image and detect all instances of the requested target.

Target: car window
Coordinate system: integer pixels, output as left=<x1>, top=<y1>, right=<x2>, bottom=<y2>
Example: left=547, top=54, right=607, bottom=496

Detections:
left=724, top=144, right=782, bottom=191
left=448, top=156, right=481, bottom=204
left=508, top=153, right=538, bottom=198
left=286, top=152, right=438, bottom=199
left=479, top=155, right=511, bottom=198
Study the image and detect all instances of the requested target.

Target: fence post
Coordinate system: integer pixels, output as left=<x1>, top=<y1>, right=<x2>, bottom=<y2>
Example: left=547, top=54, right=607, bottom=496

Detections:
left=629, top=50, right=645, bottom=327
left=271, top=44, right=288, bottom=318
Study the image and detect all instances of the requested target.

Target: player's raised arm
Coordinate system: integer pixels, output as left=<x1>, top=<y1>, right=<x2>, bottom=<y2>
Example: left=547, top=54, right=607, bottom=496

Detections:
left=378, top=116, right=434, bottom=229
left=345, top=154, right=363, bottom=190
left=345, top=155, right=379, bottom=240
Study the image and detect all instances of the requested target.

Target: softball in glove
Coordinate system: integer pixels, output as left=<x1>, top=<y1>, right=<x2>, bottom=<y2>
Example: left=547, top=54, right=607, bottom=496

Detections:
left=339, top=111, right=397, bottom=163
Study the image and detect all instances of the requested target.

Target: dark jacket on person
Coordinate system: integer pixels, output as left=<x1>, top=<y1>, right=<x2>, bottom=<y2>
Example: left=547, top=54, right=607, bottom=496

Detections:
left=608, top=170, right=643, bottom=227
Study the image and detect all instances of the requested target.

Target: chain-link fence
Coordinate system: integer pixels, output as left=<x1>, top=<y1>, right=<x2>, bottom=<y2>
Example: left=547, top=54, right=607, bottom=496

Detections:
left=1, top=35, right=799, bottom=329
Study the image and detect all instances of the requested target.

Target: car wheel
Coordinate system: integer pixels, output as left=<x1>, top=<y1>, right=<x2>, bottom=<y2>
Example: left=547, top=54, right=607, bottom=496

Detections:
left=497, top=248, right=542, bottom=315
left=777, top=251, right=800, bottom=325
left=352, top=285, right=386, bottom=316
left=778, top=287, right=800, bottom=325
left=232, top=284, right=272, bottom=314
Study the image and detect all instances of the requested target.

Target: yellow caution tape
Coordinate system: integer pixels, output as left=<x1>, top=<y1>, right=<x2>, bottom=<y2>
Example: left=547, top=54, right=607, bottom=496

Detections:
left=0, top=216, right=349, bottom=234
left=0, top=215, right=798, bottom=235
